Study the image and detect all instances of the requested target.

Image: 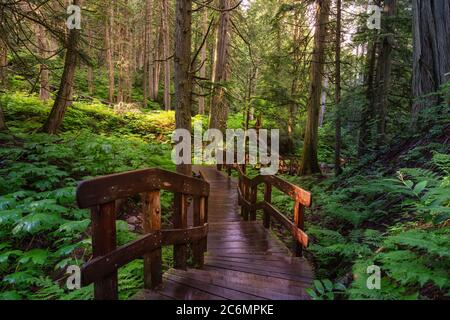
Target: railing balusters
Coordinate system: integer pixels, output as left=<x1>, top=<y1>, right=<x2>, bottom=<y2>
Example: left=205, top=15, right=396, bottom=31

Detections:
left=192, top=196, right=206, bottom=268
left=293, top=201, right=305, bottom=257
left=250, top=184, right=257, bottom=221
left=91, top=201, right=118, bottom=300
left=142, top=191, right=162, bottom=289
left=263, top=183, right=272, bottom=229
left=173, top=193, right=188, bottom=270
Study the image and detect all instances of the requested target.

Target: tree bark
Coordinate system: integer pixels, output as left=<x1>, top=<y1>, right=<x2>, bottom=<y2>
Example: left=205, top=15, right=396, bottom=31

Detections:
left=299, top=0, right=330, bottom=175
left=0, top=102, right=7, bottom=131
left=174, top=0, right=193, bottom=175
left=198, top=9, right=208, bottom=115
left=358, top=41, right=377, bottom=158
left=374, top=0, right=397, bottom=147
left=162, top=0, right=171, bottom=110
left=106, top=3, right=115, bottom=104
left=209, top=0, right=231, bottom=133
left=334, top=0, right=342, bottom=176
left=36, top=24, right=50, bottom=101
left=143, top=0, right=154, bottom=106
left=42, top=0, right=80, bottom=134
left=411, top=0, right=450, bottom=129
left=0, top=39, right=7, bottom=88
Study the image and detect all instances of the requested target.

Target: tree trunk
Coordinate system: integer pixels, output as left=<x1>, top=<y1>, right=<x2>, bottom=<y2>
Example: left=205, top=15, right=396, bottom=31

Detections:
left=42, top=0, right=80, bottom=134
left=0, top=103, right=7, bottom=131
left=36, top=24, right=50, bottom=101
left=143, top=0, right=154, bottom=106
left=209, top=0, right=231, bottom=133
left=334, top=0, right=343, bottom=176
left=198, top=9, right=208, bottom=115
left=87, top=28, right=94, bottom=96
left=0, top=39, right=7, bottom=88
left=374, top=0, right=397, bottom=147
left=106, top=3, right=115, bottom=104
left=411, top=0, right=450, bottom=129
left=151, top=15, right=163, bottom=101
left=319, top=78, right=328, bottom=127
left=174, top=0, right=193, bottom=175
left=162, top=0, right=171, bottom=110
left=299, top=0, right=330, bottom=175
left=358, top=41, right=377, bottom=158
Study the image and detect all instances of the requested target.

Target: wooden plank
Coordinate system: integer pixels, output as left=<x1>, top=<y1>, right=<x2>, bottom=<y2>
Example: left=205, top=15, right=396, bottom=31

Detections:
left=142, top=191, right=162, bottom=289
left=132, top=289, right=174, bottom=300
left=205, top=257, right=314, bottom=280
left=159, top=278, right=226, bottom=300
left=77, top=168, right=209, bottom=208
left=204, top=261, right=312, bottom=284
left=264, top=175, right=311, bottom=207
left=82, top=225, right=208, bottom=286
left=168, top=269, right=306, bottom=300
left=263, top=183, right=272, bottom=228
left=294, top=201, right=305, bottom=256
left=263, top=202, right=308, bottom=248
left=165, top=272, right=264, bottom=300
left=82, top=232, right=160, bottom=286
left=193, top=196, right=206, bottom=267
left=173, top=193, right=188, bottom=270
left=91, top=202, right=118, bottom=300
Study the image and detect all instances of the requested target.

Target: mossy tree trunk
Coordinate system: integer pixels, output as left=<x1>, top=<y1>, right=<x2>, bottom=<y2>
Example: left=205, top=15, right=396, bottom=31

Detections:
left=299, top=0, right=330, bottom=175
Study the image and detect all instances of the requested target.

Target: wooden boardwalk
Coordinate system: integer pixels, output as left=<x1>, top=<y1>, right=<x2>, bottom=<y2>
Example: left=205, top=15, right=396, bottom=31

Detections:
left=134, top=167, right=313, bottom=300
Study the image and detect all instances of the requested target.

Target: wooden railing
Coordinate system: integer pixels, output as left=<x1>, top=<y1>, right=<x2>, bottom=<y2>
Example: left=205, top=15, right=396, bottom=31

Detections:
left=76, top=168, right=210, bottom=300
left=221, top=164, right=311, bottom=257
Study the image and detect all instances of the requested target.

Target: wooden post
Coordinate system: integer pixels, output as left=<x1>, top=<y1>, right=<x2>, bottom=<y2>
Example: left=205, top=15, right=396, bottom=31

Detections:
left=294, top=201, right=304, bottom=257
left=243, top=181, right=249, bottom=221
left=174, top=193, right=188, bottom=269
left=142, top=191, right=162, bottom=289
left=263, top=183, right=272, bottom=228
left=193, top=196, right=206, bottom=268
left=91, top=201, right=118, bottom=300
left=250, top=184, right=257, bottom=221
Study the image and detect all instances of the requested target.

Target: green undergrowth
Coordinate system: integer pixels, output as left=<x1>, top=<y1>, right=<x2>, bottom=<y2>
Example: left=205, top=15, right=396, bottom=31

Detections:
left=274, top=150, right=449, bottom=300
left=0, top=92, right=177, bottom=300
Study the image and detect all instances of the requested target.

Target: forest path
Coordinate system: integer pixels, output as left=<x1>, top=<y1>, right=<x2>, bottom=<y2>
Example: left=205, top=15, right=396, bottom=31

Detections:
left=134, top=167, right=314, bottom=300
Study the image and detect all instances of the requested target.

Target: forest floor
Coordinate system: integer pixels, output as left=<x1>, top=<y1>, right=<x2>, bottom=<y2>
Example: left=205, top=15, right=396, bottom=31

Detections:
left=0, top=92, right=449, bottom=300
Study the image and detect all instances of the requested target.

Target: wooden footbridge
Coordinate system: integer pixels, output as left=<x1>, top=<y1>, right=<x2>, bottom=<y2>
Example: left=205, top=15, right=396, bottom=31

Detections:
left=76, top=165, right=314, bottom=300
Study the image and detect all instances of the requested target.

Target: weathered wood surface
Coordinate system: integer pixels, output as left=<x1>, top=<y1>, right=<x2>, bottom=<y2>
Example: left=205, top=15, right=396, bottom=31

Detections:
left=134, top=167, right=313, bottom=300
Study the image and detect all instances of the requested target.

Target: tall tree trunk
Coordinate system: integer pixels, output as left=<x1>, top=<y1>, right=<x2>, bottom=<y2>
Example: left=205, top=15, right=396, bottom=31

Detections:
left=374, top=0, right=397, bottom=147
left=151, top=15, right=163, bottom=101
left=174, top=0, right=193, bottom=175
left=162, top=0, right=171, bottom=110
left=334, top=0, right=343, bottom=176
left=358, top=41, right=377, bottom=158
left=299, top=0, right=330, bottom=175
left=0, top=39, right=7, bottom=88
left=87, top=28, right=94, bottom=96
left=198, top=9, right=208, bottom=115
left=42, top=0, right=80, bottom=134
left=209, top=0, right=231, bottom=133
left=143, top=0, right=154, bottom=106
left=36, top=24, right=50, bottom=101
left=106, top=3, right=115, bottom=104
left=319, top=78, right=328, bottom=127
left=411, top=0, right=450, bottom=129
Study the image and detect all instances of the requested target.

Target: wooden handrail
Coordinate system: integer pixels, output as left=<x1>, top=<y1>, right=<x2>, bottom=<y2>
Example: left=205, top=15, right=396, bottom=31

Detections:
left=76, top=168, right=210, bottom=208
left=76, top=168, right=209, bottom=300
left=223, top=164, right=311, bottom=256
